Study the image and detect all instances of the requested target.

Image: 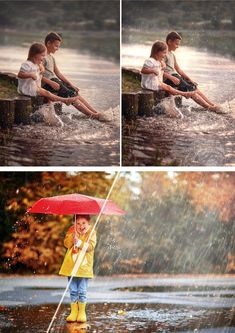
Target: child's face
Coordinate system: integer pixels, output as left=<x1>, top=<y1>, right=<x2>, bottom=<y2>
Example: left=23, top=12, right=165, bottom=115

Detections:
left=168, top=38, right=181, bottom=51
left=75, top=217, right=90, bottom=235
left=33, top=51, right=46, bottom=64
left=47, top=40, right=61, bottom=54
left=156, top=49, right=167, bottom=61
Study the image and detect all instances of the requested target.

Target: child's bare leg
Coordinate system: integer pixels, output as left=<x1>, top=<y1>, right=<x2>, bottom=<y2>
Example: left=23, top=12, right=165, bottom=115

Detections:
left=191, top=93, right=214, bottom=109
left=160, top=82, right=192, bottom=96
left=72, top=99, right=100, bottom=118
left=77, top=95, right=98, bottom=114
left=196, top=89, right=215, bottom=106
left=38, top=88, right=76, bottom=104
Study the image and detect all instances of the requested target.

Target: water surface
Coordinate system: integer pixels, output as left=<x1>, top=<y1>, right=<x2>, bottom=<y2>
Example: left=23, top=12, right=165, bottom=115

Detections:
left=0, top=275, right=234, bottom=332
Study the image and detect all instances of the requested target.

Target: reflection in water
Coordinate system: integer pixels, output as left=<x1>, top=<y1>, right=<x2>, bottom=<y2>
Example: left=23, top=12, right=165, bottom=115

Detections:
left=0, top=303, right=234, bottom=333
left=0, top=42, right=120, bottom=166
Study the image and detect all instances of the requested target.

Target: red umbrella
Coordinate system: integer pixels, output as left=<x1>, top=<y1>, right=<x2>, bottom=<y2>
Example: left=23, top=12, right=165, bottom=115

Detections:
left=27, top=193, right=126, bottom=216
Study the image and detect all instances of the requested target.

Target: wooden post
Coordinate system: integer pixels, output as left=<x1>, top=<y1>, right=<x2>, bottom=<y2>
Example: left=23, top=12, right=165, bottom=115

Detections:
left=0, top=98, right=15, bottom=129
left=153, top=90, right=169, bottom=103
left=31, top=96, right=46, bottom=111
left=122, top=92, right=139, bottom=120
left=14, top=96, right=32, bottom=125
left=54, top=103, right=63, bottom=114
left=175, top=96, right=182, bottom=107
left=138, top=91, right=154, bottom=117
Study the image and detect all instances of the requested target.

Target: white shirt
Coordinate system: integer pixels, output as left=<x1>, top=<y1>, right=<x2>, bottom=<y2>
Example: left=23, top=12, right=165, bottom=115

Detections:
left=141, top=57, right=163, bottom=91
left=18, top=60, right=41, bottom=97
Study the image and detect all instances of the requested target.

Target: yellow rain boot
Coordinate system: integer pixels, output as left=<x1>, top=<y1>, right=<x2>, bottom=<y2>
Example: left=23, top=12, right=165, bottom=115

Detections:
left=66, top=303, right=78, bottom=322
left=77, top=302, right=87, bottom=322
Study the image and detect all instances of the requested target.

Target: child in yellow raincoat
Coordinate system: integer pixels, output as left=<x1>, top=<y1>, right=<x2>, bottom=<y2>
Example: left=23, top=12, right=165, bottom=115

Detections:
left=59, top=214, right=96, bottom=323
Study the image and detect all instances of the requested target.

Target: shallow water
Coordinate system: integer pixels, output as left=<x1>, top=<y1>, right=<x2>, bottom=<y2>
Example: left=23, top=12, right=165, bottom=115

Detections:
left=122, top=40, right=235, bottom=166
left=0, top=39, right=120, bottom=166
left=0, top=303, right=234, bottom=333
left=0, top=275, right=234, bottom=332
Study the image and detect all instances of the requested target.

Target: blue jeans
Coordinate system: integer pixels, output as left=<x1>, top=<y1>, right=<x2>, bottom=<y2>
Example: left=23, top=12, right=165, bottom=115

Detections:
left=68, top=277, right=88, bottom=303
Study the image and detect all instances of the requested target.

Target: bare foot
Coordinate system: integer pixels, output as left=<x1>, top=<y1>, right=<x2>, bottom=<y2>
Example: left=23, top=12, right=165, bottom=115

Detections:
left=92, top=112, right=110, bottom=122
left=208, top=105, right=226, bottom=114
left=90, top=112, right=101, bottom=120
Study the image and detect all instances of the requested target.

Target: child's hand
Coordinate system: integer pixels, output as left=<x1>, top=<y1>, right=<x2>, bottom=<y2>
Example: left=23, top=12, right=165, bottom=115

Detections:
left=160, top=60, right=166, bottom=70
left=171, top=76, right=180, bottom=85
left=189, top=79, right=198, bottom=86
left=74, top=239, right=82, bottom=248
left=152, top=69, right=159, bottom=76
left=39, top=64, right=45, bottom=74
left=30, top=73, right=37, bottom=80
left=70, top=84, right=80, bottom=92
left=50, top=81, right=60, bottom=91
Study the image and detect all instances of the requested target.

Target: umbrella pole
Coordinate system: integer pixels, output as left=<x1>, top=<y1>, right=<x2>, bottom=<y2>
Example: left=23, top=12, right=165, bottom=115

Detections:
left=46, top=171, right=121, bottom=333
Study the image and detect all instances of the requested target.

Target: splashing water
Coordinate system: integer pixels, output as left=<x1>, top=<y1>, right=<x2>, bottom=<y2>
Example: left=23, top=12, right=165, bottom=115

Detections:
left=0, top=105, right=120, bottom=166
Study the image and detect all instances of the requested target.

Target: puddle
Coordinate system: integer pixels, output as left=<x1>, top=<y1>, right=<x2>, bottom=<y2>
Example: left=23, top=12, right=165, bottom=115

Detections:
left=0, top=303, right=234, bottom=333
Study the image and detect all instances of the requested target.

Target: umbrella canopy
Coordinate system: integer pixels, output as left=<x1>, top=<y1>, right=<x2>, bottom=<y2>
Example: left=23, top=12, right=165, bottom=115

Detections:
left=27, top=193, right=126, bottom=216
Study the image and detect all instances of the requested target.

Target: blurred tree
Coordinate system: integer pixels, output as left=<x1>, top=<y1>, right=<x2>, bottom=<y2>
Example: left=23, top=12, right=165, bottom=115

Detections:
left=0, top=0, right=119, bottom=31
left=0, top=172, right=113, bottom=273
left=95, top=172, right=235, bottom=275
left=123, top=0, right=235, bottom=30
left=1, top=172, right=235, bottom=275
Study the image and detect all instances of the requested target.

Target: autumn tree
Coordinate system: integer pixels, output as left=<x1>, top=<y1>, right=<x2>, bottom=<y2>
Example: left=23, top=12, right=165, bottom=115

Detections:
left=1, top=172, right=114, bottom=273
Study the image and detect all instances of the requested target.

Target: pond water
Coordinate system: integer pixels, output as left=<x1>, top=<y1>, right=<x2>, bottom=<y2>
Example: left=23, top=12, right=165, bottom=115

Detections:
left=0, top=31, right=120, bottom=166
left=122, top=30, right=235, bottom=166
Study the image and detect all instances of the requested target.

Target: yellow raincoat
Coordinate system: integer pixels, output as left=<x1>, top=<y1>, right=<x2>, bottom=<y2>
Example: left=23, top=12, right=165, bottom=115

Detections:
left=59, top=226, right=96, bottom=278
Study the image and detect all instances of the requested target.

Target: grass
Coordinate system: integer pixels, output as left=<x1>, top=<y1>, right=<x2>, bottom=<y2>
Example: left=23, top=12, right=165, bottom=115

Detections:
left=0, top=79, right=18, bottom=99
left=122, top=72, right=141, bottom=93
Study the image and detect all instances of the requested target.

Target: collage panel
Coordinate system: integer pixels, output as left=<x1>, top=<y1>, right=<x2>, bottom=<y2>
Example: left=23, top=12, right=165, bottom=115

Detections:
left=0, top=0, right=120, bottom=166
left=0, top=171, right=235, bottom=332
left=122, top=0, right=235, bottom=167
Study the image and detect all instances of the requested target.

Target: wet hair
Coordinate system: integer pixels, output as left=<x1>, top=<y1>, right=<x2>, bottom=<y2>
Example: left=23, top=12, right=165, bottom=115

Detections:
left=27, top=42, right=46, bottom=60
left=166, top=31, right=182, bottom=43
left=75, top=214, right=91, bottom=222
left=150, top=40, right=167, bottom=57
left=45, top=31, right=62, bottom=46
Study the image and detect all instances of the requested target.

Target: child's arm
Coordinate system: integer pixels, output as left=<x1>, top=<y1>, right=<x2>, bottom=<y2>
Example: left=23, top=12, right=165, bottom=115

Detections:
left=39, top=63, right=45, bottom=74
left=77, top=232, right=97, bottom=252
left=141, top=66, right=159, bottom=76
left=41, top=77, right=60, bottom=91
left=17, top=71, right=37, bottom=80
left=64, top=227, right=74, bottom=248
left=163, top=71, right=181, bottom=85
left=174, top=58, right=198, bottom=85
left=54, top=63, right=80, bottom=92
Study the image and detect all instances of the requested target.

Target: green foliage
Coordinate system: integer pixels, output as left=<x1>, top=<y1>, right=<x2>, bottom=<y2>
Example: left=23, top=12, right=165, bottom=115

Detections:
left=122, top=72, right=141, bottom=93
left=0, top=79, right=18, bottom=98
left=123, top=0, right=235, bottom=31
left=0, top=1, right=119, bottom=31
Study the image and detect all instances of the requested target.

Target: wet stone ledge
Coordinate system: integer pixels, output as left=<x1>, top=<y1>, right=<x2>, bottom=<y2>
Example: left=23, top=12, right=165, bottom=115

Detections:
left=0, top=72, right=62, bottom=129
left=122, top=67, right=182, bottom=121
